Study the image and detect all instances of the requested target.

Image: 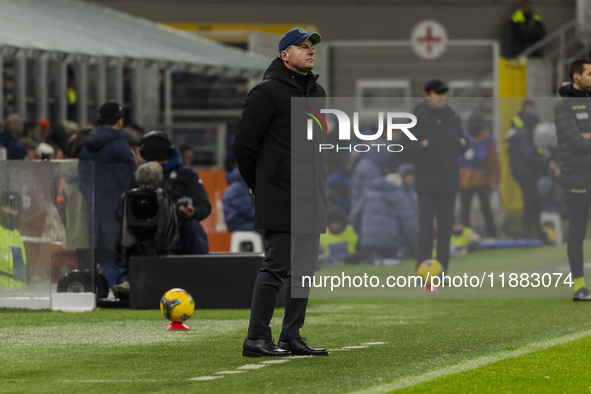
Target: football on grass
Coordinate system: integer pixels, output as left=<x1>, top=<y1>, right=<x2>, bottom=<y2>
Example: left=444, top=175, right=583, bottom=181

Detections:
left=160, top=288, right=195, bottom=323
left=417, top=259, right=442, bottom=286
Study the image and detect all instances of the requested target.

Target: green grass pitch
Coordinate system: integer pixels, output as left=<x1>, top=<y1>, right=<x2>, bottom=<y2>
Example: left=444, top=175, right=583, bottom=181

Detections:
left=2, top=241, right=591, bottom=393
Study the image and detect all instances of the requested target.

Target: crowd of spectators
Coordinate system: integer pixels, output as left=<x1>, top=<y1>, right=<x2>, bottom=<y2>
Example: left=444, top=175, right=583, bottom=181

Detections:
left=0, top=102, right=212, bottom=294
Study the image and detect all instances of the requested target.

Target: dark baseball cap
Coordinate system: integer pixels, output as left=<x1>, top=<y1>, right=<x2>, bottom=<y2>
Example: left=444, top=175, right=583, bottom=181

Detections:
left=424, top=79, right=449, bottom=94
left=278, top=28, right=322, bottom=53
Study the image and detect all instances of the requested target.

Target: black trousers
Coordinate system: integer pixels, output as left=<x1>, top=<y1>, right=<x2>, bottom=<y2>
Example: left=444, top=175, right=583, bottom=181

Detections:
left=515, top=177, right=544, bottom=239
left=247, top=231, right=319, bottom=341
left=416, top=192, right=456, bottom=272
left=460, top=187, right=497, bottom=238
left=567, top=193, right=590, bottom=279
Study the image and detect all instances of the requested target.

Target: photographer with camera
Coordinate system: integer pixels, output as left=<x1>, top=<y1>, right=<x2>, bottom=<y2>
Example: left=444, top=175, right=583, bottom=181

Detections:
left=112, top=131, right=211, bottom=298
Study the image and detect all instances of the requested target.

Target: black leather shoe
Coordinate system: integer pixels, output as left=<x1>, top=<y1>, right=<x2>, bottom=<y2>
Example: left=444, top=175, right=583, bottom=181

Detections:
left=573, top=287, right=591, bottom=301
left=242, top=338, right=292, bottom=357
left=278, top=337, right=329, bottom=356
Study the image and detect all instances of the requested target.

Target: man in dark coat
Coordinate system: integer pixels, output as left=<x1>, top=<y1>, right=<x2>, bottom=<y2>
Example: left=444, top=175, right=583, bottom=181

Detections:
left=554, top=58, right=591, bottom=301
left=234, top=28, right=328, bottom=357
left=402, top=80, right=468, bottom=276
left=78, top=101, right=136, bottom=288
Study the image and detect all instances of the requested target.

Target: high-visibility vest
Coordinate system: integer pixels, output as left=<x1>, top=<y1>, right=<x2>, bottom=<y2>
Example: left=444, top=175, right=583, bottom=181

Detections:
left=0, top=225, right=27, bottom=289
left=511, top=9, right=542, bottom=25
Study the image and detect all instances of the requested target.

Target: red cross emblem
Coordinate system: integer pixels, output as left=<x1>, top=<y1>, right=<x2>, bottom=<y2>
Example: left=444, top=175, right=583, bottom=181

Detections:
left=417, top=26, right=442, bottom=54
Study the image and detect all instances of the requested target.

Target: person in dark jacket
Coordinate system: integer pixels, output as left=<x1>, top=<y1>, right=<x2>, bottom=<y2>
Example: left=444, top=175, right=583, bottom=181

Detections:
left=112, top=131, right=212, bottom=298
left=234, top=28, right=328, bottom=358
left=78, top=101, right=136, bottom=288
left=131, top=131, right=211, bottom=253
left=554, top=58, right=591, bottom=301
left=511, top=99, right=537, bottom=128
left=401, top=79, right=468, bottom=275
left=508, top=0, right=546, bottom=58
left=506, top=112, right=547, bottom=240
left=351, top=173, right=418, bottom=265
left=223, top=167, right=261, bottom=234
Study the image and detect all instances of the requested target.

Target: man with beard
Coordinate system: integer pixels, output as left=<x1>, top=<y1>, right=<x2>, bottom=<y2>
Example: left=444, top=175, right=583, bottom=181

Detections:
left=555, top=58, right=591, bottom=300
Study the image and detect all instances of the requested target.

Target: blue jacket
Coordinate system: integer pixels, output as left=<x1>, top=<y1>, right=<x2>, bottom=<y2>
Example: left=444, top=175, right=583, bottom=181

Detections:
left=78, top=126, right=136, bottom=250
left=350, top=142, right=390, bottom=211
left=223, top=168, right=261, bottom=233
left=351, top=177, right=417, bottom=254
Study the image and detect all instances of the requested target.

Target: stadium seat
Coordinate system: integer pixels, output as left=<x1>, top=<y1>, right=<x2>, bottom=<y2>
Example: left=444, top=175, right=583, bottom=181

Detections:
left=540, top=211, right=563, bottom=244
left=230, top=231, right=264, bottom=252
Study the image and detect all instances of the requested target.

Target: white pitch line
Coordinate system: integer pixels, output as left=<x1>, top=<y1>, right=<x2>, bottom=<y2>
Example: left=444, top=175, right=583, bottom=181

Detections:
left=188, top=376, right=223, bottom=381
left=61, top=379, right=163, bottom=383
left=352, top=329, right=591, bottom=394
left=216, top=371, right=246, bottom=375
left=237, top=364, right=268, bottom=370
left=261, top=359, right=290, bottom=364
left=342, top=346, right=368, bottom=349
left=363, top=342, right=388, bottom=346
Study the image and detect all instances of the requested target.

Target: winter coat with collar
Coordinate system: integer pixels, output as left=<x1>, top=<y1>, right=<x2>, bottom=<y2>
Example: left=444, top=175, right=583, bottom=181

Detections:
left=401, top=101, right=469, bottom=193
left=554, top=83, right=591, bottom=192
left=234, top=57, right=327, bottom=233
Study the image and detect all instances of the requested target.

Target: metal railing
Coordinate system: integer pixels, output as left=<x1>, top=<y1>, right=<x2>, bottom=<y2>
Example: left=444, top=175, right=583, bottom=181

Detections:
left=516, top=19, right=585, bottom=90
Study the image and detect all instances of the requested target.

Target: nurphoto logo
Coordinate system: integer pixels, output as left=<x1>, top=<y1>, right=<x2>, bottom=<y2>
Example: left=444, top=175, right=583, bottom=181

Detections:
left=304, top=108, right=418, bottom=152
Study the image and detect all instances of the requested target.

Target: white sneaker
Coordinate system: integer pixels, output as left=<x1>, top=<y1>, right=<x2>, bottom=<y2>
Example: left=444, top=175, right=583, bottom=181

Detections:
left=112, top=281, right=130, bottom=299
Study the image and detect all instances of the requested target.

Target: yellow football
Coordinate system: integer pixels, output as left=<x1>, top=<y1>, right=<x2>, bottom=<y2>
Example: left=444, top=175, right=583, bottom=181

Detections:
left=160, top=288, right=195, bottom=323
left=417, top=259, right=442, bottom=286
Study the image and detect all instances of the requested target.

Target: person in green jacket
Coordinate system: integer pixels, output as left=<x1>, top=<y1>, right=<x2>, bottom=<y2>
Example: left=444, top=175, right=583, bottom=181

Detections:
left=0, top=191, right=27, bottom=289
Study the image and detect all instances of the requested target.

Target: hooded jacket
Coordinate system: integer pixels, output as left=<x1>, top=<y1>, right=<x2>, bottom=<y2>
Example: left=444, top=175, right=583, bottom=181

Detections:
left=78, top=125, right=136, bottom=249
left=554, top=83, right=591, bottom=193
left=350, top=176, right=417, bottom=253
left=234, top=57, right=327, bottom=233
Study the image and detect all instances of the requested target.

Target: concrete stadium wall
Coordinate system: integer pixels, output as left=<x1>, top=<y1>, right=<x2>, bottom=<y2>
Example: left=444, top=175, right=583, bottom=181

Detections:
left=88, top=0, right=575, bottom=41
